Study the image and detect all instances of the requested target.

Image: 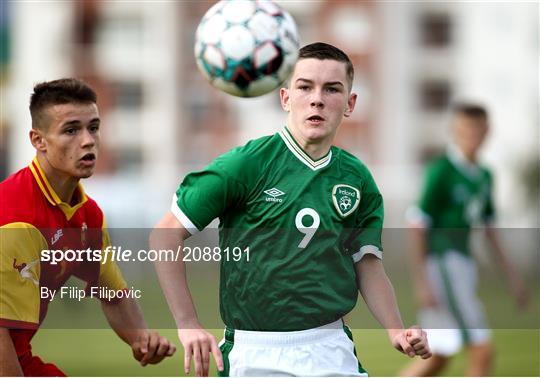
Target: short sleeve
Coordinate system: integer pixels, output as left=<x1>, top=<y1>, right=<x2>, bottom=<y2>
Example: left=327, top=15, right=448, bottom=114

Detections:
left=350, top=170, right=384, bottom=262
left=97, top=259, right=127, bottom=292
left=414, top=161, right=447, bottom=227
left=172, top=154, right=249, bottom=234
left=0, top=223, right=44, bottom=328
left=97, top=218, right=127, bottom=291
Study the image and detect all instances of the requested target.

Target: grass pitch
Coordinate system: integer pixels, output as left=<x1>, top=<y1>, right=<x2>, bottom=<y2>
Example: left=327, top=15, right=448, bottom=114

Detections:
left=32, top=328, right=539, bottom=376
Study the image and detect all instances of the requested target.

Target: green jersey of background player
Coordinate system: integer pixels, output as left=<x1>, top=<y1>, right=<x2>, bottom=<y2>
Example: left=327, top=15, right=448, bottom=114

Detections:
left=410, top=134, right=496, bottom=259
left=152, top=42, right=431, bottom=377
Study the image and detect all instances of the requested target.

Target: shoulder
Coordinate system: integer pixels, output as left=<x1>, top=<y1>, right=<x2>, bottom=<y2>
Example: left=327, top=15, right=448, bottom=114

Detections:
left=0, top=166, right=33, bottom=197
left=333, top=148, right=383, bottom=198
left=0, top=175, right=48, bottom=270
left=428, top=154, right=451, bottom=169
left=217, top=134, right=277, bottom=163
left=236, top=133, right=278, bottom=154
left=0, top=167, right=36, bottom=225
left=335, top=147, right=375, bottom=179
left=425, top=155, right=452, bottom=177
left=83, top=194, right=101, bottom=211
left=212, top=133, right=278, bottom=178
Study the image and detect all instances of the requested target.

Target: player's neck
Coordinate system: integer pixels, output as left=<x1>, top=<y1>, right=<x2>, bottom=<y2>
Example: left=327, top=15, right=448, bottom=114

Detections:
left=287, top=127, right=332, bottom=160
left=451, top=143, right=478, bottom=165
left=460, top=148, right=478, bottom=164
left=303, top=142, right=331, bottom=160
left=36, top=155, right=80, bottom=204
left=465, top=154, right=477, bottom=163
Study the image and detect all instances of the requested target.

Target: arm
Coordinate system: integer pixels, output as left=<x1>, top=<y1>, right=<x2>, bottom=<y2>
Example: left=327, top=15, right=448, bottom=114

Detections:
left=355, top=254, right=431, bottom=359
left=485, top=226, right=529, bottom=310
left=0, top=225, right=44, bottom=376
left=101, top=297, right=176, bottom=366
left=408, top=226, right=438, bottom=308
left=150, top=211, right=223, bottom=376
left=406, top=160, right=446, bottom=308
left=0, top=328, right=23, bottom=376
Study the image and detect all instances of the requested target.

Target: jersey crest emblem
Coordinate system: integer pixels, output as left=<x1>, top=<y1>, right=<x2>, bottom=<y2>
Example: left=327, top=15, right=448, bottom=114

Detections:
left=332, top=184, right=360, bottom=217
left=13, top=259, right=39, bottom=285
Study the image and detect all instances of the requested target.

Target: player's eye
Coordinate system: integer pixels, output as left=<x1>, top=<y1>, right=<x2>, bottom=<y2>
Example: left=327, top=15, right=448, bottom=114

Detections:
left=326, top=87, right=339, bottom=93
left=89, top=124, right=100, bottom=133
left=298, top=85, right=310, bottom=91
left=64, top=128, right=77, bottom=135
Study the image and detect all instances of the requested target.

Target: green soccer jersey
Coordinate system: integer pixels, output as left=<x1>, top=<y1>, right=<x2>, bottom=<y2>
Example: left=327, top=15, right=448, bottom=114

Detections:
left=412, top=145, right=495, bottom=256
left=172, top=127, right=384, bottom=331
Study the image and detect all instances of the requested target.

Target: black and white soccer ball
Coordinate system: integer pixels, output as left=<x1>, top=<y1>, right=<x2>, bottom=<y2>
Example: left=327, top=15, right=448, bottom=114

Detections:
left=194, top=0, right=300, bottom=97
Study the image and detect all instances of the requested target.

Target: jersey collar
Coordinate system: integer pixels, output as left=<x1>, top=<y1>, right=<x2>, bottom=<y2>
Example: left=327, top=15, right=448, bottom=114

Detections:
left=29, top=157, right=88, bottom=220
left=447, top=144, right=481, bottom=179
left=278, top=127, right=332, bottom=171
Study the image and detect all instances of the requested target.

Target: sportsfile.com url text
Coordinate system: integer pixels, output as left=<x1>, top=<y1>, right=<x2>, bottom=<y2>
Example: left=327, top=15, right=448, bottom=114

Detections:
left=40, top=246, right=250, bottom=265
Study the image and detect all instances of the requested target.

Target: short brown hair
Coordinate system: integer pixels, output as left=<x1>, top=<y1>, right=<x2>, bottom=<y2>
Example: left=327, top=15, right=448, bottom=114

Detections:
left=29, top=78, right=97, bottom=130
left=298, top=42, right=354, bottom=90
left=453, top=102, right=488, bottom=120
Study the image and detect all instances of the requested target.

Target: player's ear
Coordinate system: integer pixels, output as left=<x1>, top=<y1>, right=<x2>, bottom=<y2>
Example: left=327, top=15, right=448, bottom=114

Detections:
left=30, top=129, right=47, bottom=152
left=344, top=92, right=357, bottom=118
left=280, top=87, right=290, bottom=112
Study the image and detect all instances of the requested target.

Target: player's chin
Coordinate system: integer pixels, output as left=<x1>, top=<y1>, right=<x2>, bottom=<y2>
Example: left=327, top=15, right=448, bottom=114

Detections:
left=75, top=159, right=97, bottom=177
left=75, top=166, right=95, bottom=179
left=303, top=126, right=331, bottom=142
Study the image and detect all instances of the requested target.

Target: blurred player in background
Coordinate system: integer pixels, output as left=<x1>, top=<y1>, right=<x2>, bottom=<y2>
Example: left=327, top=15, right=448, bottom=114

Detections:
left=401, top=103, right=529, bottom=376
left=153, top=43, right=431, bottom=377
left=0, top=78, right=176, bottom=376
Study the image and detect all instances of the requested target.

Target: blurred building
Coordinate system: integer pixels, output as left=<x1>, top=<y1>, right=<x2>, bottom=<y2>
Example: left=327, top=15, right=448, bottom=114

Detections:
left=1, top=1, right=538, bottom=230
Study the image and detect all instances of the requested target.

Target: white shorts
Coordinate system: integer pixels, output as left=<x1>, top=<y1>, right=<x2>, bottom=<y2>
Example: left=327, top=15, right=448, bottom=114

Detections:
left=218, top=319, right=368, bottom=377
left=419, top=251, right=491, bottom=356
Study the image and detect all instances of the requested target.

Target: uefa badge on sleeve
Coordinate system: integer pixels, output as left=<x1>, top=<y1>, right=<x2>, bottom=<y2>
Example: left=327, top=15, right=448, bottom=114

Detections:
left=332, top=184, right=360, bottom=217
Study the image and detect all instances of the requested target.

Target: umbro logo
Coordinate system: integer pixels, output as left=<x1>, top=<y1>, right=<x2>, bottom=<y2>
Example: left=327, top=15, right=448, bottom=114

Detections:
left=264, top=188, right=285, bottom=203
left=264, top=188, right=285, bottom=197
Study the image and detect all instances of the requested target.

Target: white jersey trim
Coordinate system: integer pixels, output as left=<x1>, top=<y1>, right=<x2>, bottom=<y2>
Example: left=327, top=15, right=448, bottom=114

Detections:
left=170, top=194, right=200, bottom=235
left=352, top=245, right=382, bottom=263
left=447, top=143, right=482, bottom=179
left=279, top=128, right=332, bottom=171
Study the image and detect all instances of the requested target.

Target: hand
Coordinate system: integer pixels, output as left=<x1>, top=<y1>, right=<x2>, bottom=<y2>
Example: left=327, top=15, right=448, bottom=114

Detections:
left=510, top=278, right=530, bottom=311
left=389, top=326, right=431, bottom=359
left=131, top=330, right=176, bottom=366
left=178, top=327, right=224, bottom=376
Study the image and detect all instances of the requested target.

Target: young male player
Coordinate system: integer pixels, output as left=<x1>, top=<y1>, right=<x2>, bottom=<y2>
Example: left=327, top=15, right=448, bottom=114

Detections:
left=401, top=104, right=529, bottom=376
left=0, top=78, right=176, bottom=376
left=152, top=43, right=431, bottom=377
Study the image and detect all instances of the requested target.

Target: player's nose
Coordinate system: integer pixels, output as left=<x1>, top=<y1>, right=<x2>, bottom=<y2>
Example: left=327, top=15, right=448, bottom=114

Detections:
left=310, top=89, right=324, bottom=108
left=80, top=128, right=97, bottom=148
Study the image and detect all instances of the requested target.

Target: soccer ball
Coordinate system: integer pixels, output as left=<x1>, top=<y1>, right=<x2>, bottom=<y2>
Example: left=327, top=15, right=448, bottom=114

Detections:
left=194, top=0, right=300, bottom=97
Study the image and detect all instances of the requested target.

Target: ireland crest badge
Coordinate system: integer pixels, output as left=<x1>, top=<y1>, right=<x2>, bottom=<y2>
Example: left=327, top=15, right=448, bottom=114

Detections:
left=332, top=184, right=360, bottom=217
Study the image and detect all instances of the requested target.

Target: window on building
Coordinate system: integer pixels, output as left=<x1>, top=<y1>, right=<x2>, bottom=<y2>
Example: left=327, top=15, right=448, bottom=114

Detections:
left=419, top=79, right=451, bottom=111
left=419, top=12, right=452, bottom=48
left=114, top=81, right=144, bottom=109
